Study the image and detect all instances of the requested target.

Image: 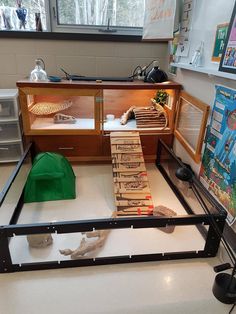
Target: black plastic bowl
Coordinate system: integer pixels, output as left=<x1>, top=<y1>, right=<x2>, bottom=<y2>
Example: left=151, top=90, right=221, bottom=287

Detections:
left=212, top=273, right=236, bottom=304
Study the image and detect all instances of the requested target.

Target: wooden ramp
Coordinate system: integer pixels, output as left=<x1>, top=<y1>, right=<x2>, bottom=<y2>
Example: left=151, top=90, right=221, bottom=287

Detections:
left=110, top=132, right=154, bottom=216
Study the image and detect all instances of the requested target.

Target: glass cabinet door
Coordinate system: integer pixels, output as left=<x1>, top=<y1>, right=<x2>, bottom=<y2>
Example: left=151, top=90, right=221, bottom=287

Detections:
left=19, top=87, right=101, bottom=135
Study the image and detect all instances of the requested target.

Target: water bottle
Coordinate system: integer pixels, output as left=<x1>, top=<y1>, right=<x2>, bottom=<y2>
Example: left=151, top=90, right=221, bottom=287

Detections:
left=30, top=58, right=48, bottom=81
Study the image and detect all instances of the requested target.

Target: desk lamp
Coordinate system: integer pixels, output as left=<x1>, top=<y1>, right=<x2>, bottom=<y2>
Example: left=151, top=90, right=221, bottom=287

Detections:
left=144, top=61, right=168, bottom=83
left=175, top=167, right=236, bottom=307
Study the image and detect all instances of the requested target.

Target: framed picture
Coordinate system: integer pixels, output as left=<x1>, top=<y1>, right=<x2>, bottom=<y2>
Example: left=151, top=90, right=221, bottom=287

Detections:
left=174, top=91, right=210, bottom=163
left=219, top=2, right=236, bottom=73
left=212, top=23, right=229, bottom=62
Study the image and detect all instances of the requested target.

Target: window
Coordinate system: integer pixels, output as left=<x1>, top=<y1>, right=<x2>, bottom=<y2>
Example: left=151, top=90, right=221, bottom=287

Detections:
left=0, top=0, right=48, bottom=31
left=53, top=0, right=144, bottom=35
left=0, top=0, right=145, bottom=36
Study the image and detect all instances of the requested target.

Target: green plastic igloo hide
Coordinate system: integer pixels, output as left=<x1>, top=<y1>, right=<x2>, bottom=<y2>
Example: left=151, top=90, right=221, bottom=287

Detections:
left=24, top=152, right=76, bottom=203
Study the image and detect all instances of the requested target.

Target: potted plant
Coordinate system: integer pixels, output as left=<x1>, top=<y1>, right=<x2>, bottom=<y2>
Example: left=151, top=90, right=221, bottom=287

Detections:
left=152, top=89, right=169, bottom=107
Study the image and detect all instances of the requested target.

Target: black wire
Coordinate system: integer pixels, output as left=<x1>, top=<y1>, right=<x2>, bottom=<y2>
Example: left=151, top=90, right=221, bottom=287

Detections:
left=145, top=59, right=156, bottom=70
left=229, top=303, right=236, bottom=314
left=130, top=60, right=158, bottom=79
left=130, top=65, right=142, bottom=79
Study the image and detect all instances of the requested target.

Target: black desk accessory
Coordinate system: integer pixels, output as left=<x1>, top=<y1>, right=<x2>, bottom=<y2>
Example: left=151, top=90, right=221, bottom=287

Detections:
left=144, top=60, right=168, bottom=83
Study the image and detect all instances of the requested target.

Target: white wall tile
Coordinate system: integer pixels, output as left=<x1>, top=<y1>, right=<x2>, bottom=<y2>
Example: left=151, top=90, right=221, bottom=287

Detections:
left=0, top=74, right=23, bottom=89
left=0, top=54, right=16, bottom=75
left=96, top=57, right=135, bottom=76
left=56, top=56, right=96, bottom=76
left=112, top=42, right=168, bottom=58
left=0, top=39, right=37, bottom=54
left=35, top=40, right=77, bottom=56
left=74, top=41, right=116, bottom=57
left=0, top=39, right=168, bottom=88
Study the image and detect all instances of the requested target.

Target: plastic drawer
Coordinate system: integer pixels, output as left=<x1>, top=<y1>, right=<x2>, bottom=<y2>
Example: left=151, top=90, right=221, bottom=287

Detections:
left=0, top=99, right=18, bottom=120
left=0, top=122, right=21, bottom=141
left=0, top=142, right=23, bottom=162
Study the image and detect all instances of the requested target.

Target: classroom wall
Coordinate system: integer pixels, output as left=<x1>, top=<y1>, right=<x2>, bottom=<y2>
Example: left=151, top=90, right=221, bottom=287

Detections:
left=0, top=38, right=168, bottom=89
left=170, top=0, right=236, bottom=174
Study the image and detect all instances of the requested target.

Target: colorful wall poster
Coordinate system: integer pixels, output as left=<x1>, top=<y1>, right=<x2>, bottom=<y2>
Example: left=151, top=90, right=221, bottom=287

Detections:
left=168, top=33, right=179, bottom=75
left=199, top=85, right=236, bottom=225
left=212, top=23, right=229, bottom=62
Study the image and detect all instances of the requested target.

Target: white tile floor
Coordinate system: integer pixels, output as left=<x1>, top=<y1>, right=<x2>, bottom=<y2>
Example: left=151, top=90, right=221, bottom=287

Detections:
left=0, top=163, right=16, bottom=191
left=0, top=163, right=233, bottom=314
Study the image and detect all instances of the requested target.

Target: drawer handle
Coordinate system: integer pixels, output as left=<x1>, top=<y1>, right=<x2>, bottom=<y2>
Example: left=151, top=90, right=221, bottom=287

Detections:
left=0, top=147, right=9, bottom=150
left=58, top=147, right=75, bottom=150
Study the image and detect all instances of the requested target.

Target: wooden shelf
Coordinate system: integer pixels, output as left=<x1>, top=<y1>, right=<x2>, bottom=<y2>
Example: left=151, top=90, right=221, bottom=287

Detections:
left=17, top=79, right=182, bottom=90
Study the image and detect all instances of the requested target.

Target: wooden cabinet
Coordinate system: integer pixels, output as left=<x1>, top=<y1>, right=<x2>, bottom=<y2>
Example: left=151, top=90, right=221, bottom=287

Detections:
left=17, top=80, right=182, bottom=162
left=32, top=135, right=102, bottom=161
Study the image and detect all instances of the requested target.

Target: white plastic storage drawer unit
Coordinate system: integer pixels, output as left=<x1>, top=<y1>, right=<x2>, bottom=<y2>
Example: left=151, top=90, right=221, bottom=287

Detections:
left=0, top=121, right=22, bottom=142
left=0, top=142, right=23, bottom=162
left=0, top=90, right=19, bottom=120
left=0, top=89, right=23, bottom=163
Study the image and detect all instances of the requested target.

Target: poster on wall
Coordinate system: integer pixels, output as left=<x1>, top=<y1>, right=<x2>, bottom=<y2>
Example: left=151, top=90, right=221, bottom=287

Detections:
left=142, top=0, right=176, bottom=40
left=175, top=0, right=194, bottom=57
left=211, top=23, right=229, bottom=62
left=168, top=34, right=179, bottom=75
left=199, top=85, right=236, bottom=225
left=219, top=1, right=236, bottom=73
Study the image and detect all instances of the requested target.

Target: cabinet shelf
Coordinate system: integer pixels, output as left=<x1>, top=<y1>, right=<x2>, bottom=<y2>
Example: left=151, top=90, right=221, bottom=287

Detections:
left=103, top=118, right=171, bottom=132
left=31, top=118, right=95, bottom=130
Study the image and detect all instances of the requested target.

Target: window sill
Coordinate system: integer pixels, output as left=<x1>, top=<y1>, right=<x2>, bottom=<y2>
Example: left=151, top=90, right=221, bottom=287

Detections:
left=0, top=30, right=167, bottom=43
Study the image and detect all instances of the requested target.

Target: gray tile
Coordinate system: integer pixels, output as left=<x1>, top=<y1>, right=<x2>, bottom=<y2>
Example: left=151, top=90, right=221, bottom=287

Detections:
left=56, top=56, right=96, bottom=76
left=0, top=54, right=17, bottom=75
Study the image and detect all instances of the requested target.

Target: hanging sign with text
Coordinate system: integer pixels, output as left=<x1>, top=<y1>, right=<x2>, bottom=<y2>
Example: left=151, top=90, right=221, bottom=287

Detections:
left=143, top=0, right=177, bottom=40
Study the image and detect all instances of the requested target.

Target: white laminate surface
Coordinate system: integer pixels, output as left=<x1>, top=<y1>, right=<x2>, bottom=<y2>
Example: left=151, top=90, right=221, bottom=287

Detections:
left=0, top=163, right=231, bottom=314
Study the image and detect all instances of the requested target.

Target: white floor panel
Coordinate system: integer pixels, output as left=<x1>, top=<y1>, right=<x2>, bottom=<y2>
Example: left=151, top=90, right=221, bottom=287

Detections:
left=0, top=258, right=231, bottom=314
left=17, top=163, right=192, bottom=224
left=8, top=164, right=205, bottom=265
left=0, top=164, right=231, bottom=314
left=0, top=163, right=16, bottom=190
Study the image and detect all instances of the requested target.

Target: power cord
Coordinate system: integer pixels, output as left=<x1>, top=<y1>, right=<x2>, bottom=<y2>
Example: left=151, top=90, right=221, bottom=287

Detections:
left=130, top=60, right=157, bottom=80
left=131, top=65, right=142, bottom=79
left=229, top=303, right=236, bottom=314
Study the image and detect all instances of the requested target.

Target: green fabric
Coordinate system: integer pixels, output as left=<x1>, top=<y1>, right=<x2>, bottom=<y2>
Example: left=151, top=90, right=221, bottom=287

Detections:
left=24, top=152, right=76, bottom=203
